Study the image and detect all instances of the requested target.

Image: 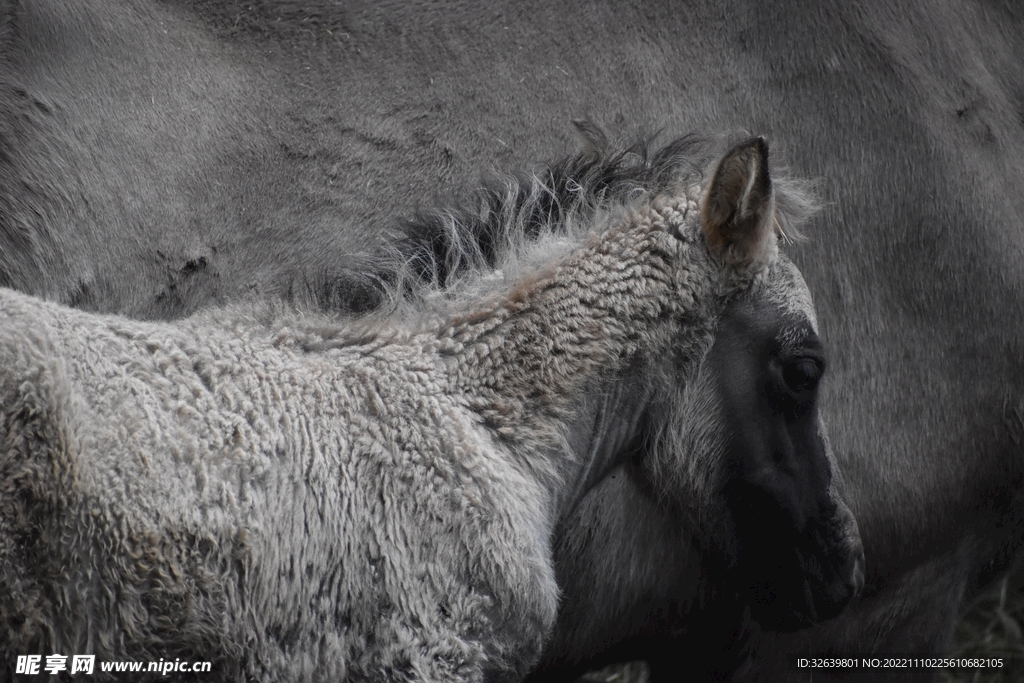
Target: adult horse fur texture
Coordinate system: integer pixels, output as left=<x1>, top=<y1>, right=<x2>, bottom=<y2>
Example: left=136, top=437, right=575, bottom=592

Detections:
left=0, top=139, right=862, bottom=682
left=2, top=1, right=1023, bottom=682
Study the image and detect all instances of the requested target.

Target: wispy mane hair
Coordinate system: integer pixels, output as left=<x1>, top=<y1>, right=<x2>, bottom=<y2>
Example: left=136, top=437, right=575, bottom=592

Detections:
left=362, top=124, right=819, bottom=316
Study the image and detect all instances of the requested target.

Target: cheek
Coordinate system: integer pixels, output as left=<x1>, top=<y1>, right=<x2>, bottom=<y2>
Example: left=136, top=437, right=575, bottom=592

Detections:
left=643, top=366, right=729, bottom=513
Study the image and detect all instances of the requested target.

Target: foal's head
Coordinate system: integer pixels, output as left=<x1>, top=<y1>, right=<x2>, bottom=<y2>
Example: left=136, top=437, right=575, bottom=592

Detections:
left=645, top=137, right=864, bottom=629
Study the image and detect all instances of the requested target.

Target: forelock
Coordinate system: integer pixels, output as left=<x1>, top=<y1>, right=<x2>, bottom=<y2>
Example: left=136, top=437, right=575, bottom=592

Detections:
left=745, top=256, right=818, bottom=337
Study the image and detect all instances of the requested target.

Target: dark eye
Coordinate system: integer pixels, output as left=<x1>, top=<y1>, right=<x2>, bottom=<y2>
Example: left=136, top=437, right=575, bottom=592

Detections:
left=782, top=358, right=823, bottom=394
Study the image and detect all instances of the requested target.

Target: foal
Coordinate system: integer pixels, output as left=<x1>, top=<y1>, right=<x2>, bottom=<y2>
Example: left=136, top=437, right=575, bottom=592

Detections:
left=0, top=138, right=860, bottom=681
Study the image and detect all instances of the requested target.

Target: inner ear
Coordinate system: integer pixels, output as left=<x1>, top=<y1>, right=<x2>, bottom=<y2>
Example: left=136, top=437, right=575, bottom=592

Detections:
left=701, top=137, right=776, bottom=270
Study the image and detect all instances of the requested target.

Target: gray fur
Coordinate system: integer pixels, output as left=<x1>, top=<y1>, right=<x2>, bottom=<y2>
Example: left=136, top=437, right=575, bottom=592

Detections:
left=4, top=1, right=1021, bottom=680
left=0, top=173, right=814, bottom=680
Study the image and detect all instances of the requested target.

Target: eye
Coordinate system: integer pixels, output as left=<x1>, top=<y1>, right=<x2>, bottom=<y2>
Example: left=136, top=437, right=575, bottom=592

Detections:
left=782, top=357, right=823, bottom=394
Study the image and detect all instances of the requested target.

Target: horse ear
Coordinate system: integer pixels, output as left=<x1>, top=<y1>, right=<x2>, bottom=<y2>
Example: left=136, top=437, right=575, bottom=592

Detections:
left=700, top=136, right=776, bottom=270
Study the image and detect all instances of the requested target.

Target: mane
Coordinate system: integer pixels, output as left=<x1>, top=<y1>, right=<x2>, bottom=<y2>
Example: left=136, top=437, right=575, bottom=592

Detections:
left=294, top=126, right=820, bottom=333
left=392, top=126, right=706, bottom=298
left=369, top=125, right=818, bottom=315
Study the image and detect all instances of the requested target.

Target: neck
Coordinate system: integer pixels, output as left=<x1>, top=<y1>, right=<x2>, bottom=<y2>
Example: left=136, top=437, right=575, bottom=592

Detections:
left=554, top=371, right=655, bottom=517
left=437, top=200, right=720, bottom=477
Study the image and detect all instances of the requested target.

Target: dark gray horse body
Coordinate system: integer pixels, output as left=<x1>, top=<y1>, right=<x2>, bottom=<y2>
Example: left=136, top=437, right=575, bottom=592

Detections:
left=2, top=1, right=1024, bottom=681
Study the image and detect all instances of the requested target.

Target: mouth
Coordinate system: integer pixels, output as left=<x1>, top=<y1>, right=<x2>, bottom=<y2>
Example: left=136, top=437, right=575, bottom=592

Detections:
left=742, top=536, right=865, bottom=632
left=745, top=575, right=820, bottom=631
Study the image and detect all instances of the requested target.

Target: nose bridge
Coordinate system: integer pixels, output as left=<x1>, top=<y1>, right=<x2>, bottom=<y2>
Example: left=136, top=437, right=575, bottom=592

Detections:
left=826, top=482, right=866, bottom=601
left=815, top=423, right=865, bottom=590
left=829, top=477, right=863, bottom=549
left=792, top=405, right=837, bottom=505
left=816, top=415, right=861, bottom=546
left=761, top=410, right=834, bottom=531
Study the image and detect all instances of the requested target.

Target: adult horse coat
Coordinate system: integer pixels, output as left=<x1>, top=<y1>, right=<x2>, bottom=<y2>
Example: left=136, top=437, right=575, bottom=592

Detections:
left=1, top=0, right=1024, bottom=681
